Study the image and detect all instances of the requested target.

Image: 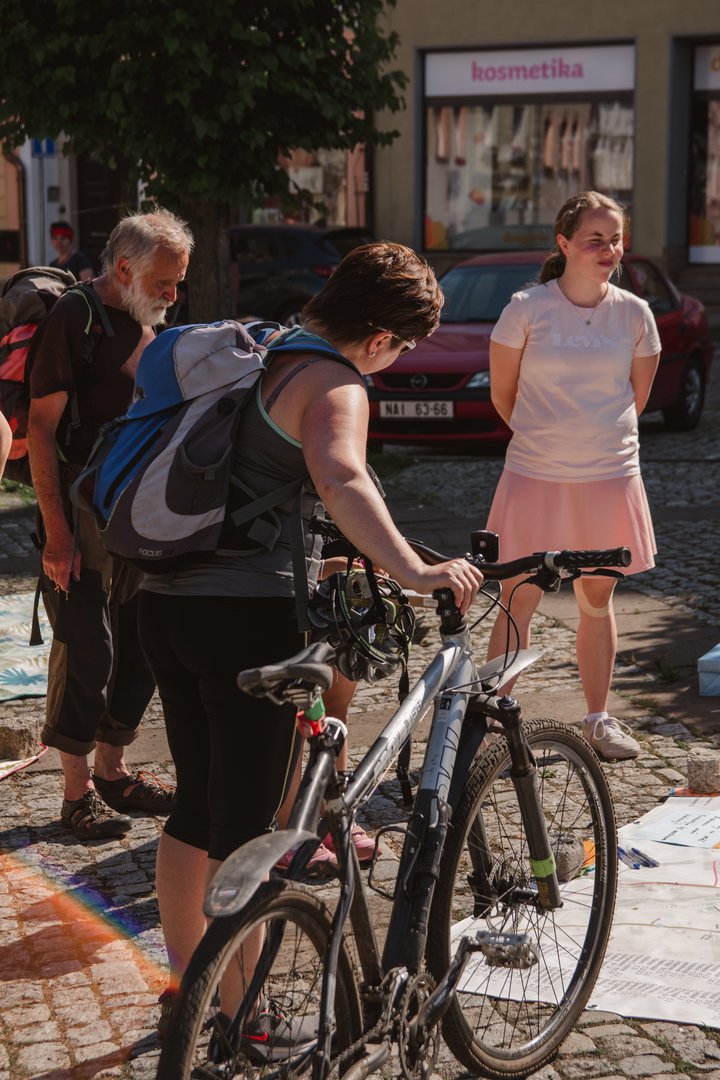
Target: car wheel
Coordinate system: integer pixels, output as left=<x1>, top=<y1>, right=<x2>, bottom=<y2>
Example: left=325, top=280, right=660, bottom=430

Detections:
left=276, top=302, right=307, bottom=327
left=662, top=357, right=706, bottom=431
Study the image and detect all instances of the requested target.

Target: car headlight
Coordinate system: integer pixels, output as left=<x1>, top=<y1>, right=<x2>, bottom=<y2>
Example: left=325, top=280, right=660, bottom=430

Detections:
left=466, top=371, right=491, bottom=388
left=364, top=374, right=375, bottom=388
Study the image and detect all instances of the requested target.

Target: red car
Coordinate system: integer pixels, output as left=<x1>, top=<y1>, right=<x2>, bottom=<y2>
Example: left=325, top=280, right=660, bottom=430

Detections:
left=367, top=251, right=713, bottom=449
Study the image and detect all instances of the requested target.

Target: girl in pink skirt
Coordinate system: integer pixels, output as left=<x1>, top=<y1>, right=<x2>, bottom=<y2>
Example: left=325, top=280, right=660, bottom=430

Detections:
left=486, top=191, right=660, bottom=761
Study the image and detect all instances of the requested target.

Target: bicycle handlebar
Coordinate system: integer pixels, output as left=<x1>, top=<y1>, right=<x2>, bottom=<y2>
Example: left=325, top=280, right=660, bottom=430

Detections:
left=475, top=546, right=630, bottom=578
left=405, top=536, right=630, bottom=577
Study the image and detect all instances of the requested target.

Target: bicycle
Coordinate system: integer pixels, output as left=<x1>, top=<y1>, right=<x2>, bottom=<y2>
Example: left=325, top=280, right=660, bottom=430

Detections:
left=157, top=535, right=624, bottom=1080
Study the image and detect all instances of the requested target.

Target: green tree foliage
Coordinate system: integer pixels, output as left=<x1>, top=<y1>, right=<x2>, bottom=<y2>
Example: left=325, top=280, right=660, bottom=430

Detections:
left=0, top=0, right=406, bottom=318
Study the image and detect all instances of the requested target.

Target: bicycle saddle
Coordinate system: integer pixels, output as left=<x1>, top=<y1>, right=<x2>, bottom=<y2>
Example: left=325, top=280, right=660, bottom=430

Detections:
left=237, top=641, right=336, bottom=699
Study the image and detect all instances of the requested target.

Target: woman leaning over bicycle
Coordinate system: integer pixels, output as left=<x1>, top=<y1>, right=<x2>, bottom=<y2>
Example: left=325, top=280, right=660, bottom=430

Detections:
left=137, top=242, right=485, bottom=1042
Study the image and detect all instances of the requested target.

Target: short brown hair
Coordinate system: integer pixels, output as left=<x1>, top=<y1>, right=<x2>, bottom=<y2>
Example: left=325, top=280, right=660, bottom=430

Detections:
left=540, top=191, right=626, bottom=284
left=303, top=241, right=444, bottom=345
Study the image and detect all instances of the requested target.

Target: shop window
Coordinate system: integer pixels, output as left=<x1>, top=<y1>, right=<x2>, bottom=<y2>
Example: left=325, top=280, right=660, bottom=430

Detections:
left=689, top=98, right=720, bottom=264
left=424, top=100, right=634, bottom=252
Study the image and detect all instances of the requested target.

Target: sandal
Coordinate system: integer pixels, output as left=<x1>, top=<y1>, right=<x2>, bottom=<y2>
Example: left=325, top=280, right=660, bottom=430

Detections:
left=94, top=769, right=177, bottom=814
left=157, top=988, right=179, bottom=1041
left=61, top=789, right=132, bottom=840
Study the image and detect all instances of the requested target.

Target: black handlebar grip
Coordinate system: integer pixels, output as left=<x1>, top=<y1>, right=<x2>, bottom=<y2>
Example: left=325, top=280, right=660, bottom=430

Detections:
left=553, top=547, right=631, bottom=570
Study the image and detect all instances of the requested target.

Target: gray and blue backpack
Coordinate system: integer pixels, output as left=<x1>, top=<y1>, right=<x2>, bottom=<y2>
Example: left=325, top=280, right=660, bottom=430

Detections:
left=70, top=319, right=359, bottom=626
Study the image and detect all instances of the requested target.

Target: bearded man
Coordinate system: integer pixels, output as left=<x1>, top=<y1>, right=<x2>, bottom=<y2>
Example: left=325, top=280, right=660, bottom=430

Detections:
left=27, top=208, right=194, bottom=840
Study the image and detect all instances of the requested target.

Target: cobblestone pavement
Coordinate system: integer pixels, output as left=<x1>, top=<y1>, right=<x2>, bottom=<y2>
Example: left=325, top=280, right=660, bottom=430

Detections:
left=1, top=357, right=720, bottom=1077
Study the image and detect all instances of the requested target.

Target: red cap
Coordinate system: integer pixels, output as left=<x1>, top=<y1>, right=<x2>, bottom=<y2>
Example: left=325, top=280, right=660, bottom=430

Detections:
left=50, top=222, right=74, bottom=239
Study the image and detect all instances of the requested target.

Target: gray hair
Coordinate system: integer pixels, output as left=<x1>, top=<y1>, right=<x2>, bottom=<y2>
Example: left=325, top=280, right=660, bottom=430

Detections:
left=101, top=207, right=194, bottom=276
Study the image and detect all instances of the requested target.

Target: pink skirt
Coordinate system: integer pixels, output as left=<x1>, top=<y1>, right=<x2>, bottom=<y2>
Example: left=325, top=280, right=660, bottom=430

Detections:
left=486, top=470, right=656, bottom=575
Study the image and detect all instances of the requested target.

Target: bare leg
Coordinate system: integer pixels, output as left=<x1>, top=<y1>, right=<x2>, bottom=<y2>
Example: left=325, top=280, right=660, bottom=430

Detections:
left=157, top=833, right=265, bottom=1017
left=156, top=831, right=209, bottom=991
left=275, top=669, right=357, bottom=829
left=92, top=741, right=131, bottom=783
left=486, top=577, right=543, bottom=695
left=60, top=752, right=94, bottom=801
left=574, top=576, right=617, bottom=713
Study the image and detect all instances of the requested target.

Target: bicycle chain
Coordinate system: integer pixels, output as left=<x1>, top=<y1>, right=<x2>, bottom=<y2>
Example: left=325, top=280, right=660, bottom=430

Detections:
left=326, top=1014, right=388, bottom=1079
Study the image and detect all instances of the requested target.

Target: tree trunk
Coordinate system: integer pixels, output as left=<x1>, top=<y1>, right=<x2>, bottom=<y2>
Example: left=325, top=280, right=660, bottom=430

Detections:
left=178, top=199, right=232, bottom=324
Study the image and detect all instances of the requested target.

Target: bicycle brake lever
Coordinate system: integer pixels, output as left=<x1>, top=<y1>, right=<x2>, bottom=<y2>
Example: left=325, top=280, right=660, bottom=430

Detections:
left=526, top=568, right=562, bottom=592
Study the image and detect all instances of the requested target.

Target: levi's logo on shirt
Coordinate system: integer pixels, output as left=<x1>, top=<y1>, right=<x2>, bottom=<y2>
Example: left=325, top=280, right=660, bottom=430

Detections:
left=551, top=332, right=617, bottom=349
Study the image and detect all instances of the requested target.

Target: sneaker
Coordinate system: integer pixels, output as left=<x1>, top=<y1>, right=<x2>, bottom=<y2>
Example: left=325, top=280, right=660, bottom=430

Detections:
left=583, top=715, right=640, bottom=761
left=206, top=1011, right=234, bottom=1064
left=241, top=998, right=319, bottom=1063
left=274, top=840, right=337, bottom=876
left=323, top=824, right=381, bottom=866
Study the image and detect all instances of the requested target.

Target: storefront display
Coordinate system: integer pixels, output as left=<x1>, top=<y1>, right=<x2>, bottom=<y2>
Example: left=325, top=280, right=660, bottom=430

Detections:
left=423, top=44, right=635, bottom=252
left=689, top=44, right=720, bottom=264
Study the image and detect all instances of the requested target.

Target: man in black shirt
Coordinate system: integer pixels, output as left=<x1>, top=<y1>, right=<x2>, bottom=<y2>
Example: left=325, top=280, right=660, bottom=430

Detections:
left=28, top=208, right=194, bottom=841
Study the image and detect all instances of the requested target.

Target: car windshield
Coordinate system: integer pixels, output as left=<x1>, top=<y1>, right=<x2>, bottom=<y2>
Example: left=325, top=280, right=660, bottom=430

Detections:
left=323, top=230, right=375, bottom=257
left=440, top=264, right=541, bottom=323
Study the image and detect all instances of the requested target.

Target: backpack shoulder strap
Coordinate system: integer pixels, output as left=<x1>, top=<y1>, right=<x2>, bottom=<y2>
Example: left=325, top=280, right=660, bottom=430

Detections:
left=66, top=282, right=115, bottom=339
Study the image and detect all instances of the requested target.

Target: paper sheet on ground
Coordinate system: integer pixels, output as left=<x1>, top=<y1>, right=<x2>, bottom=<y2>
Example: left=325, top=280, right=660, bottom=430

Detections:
left=451, top=821, right=720, bottom=1028
left=0, top=746, right=47, bottom=781
left=0, top=591, right=50, bottom=701
left=623, top=796, right=720, bottom=848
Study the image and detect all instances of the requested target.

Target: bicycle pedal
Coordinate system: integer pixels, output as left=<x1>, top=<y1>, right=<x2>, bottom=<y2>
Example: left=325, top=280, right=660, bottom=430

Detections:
left=472, top=930, right=539, bottom=969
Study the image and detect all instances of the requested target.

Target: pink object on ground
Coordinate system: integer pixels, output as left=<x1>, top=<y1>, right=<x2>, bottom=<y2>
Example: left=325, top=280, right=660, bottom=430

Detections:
left=274, top=840, right=337, bottom=876
left=323, top=824, right=381, bottom=866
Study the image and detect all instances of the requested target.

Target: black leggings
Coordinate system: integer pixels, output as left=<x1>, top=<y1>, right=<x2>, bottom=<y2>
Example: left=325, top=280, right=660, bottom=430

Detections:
left=138, top=592, right=303, bottom=861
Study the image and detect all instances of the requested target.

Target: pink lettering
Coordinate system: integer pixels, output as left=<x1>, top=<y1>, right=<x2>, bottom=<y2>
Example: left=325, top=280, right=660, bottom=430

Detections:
left=468, top=56, right=585, bottom=83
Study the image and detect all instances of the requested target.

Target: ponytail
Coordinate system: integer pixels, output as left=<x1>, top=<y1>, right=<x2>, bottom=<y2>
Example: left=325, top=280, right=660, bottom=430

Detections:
left=539, top=251, right=565, bottom=283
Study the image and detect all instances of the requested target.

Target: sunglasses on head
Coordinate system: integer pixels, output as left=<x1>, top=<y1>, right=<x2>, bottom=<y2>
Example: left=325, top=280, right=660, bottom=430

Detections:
left=372, top=326, right=416, bottom=354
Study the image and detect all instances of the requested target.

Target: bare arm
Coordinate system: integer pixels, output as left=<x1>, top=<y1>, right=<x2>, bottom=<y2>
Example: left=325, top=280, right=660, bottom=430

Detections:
left=0, top=412, right=11, bottom=479
left=630, top=353, right=660, bottom=416
left=301, top=379, right=483, bottom=612
left=27, top=392, right=80, bottom=591
left=489, top=341, right=524, bottom=425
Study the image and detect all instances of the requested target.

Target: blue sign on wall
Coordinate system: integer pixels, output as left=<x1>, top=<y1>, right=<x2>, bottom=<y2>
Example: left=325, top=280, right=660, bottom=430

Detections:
left=31, top=138, right=56, bottom=159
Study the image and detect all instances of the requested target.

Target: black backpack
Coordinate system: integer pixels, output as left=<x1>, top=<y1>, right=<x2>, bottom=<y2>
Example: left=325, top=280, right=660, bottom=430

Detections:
left=0, top=267, right=113, bottom=484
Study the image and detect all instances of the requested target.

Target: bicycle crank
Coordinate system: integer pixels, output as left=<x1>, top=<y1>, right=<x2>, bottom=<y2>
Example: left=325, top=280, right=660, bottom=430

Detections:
left=398, top=974, right=439, bottom=1080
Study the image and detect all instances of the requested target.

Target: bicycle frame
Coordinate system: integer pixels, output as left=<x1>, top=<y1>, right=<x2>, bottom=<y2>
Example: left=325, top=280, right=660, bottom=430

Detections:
left=206, top=590, right=563, bottom=1080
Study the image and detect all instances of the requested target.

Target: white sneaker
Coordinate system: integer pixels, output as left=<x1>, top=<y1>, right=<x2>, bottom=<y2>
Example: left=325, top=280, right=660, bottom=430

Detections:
left=583, top=715, right=641, bottom=761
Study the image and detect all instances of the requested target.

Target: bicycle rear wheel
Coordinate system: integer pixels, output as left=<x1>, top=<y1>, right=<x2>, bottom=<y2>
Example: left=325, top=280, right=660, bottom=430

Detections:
left=157, top=878, right=363, bottom=1079
left=426, top=718, right=617, bottom=1079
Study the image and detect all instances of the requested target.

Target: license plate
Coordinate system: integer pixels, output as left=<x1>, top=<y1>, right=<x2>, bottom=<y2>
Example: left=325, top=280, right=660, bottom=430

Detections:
left=379, top=400, right=454, bottom=419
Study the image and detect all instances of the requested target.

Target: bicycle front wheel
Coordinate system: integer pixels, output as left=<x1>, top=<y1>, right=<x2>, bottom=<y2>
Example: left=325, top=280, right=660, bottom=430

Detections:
left=426, top=718, right=617, bottom=1079
left=157, top=879, right=364, bottom=1079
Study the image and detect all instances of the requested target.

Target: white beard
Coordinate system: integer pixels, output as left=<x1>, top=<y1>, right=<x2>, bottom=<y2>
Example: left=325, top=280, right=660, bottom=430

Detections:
left=120, top=276, right=171, bottom=328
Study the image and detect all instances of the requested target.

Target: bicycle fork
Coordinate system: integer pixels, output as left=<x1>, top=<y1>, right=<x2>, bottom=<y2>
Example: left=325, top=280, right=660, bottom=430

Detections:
left=494, top=694, right=563, bottom=910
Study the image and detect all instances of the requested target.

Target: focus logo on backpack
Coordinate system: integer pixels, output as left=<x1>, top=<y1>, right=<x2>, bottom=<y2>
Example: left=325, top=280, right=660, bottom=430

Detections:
left=0, top=266, right=112, bottom=485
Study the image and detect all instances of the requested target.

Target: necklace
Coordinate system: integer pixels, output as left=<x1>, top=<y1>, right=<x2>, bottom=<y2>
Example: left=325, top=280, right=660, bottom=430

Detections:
left=558, top=283, right=606, bottom=326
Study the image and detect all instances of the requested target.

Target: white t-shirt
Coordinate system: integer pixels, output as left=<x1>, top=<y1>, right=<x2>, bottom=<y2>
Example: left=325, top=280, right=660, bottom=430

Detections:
left=490, top=278, right=661, bottom=482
